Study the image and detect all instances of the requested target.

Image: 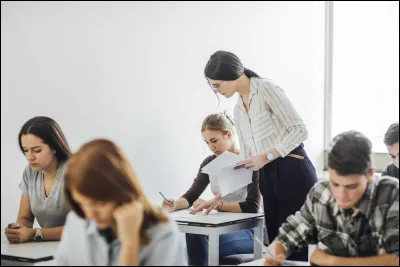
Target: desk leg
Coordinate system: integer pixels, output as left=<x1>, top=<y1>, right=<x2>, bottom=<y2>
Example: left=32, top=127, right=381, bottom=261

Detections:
left=208, top=230, right=219, bottom=266
left=254, top=219, right=264, bottom=260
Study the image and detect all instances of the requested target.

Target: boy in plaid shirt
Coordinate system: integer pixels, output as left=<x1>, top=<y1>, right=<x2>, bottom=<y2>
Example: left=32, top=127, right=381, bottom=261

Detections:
left=265, top=131, right=399, bottom=266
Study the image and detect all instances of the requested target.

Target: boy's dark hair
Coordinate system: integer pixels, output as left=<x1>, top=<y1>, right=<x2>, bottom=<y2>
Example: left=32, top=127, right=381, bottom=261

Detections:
left=384, top=122, right=399, bottom=146
left=328, top=131, right=372, bottom=176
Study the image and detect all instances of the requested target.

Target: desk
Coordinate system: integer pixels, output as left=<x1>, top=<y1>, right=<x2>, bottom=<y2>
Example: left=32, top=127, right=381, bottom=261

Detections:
left=238, top=258, right=310, bottom=266
left=170, top=209, right=264, bottom=266
left=1, top=241, right=58, bottom=266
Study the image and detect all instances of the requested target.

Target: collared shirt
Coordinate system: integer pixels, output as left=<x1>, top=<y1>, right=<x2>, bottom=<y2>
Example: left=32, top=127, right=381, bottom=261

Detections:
left=275, top=175, right=399, bottom=258
left=234, top=78, right=307, bottom=158
left=55, top=211, right=187, bottom=266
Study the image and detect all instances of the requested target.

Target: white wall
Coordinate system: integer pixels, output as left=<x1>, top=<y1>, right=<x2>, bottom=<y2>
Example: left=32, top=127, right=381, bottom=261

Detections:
left=1, top=1, right=325, bottom=228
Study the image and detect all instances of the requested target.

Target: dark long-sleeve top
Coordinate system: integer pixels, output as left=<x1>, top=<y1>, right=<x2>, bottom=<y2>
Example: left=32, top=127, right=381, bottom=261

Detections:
left=382, top=163, right=399, bottom=179
left=181, top=155, right=260, bottom=213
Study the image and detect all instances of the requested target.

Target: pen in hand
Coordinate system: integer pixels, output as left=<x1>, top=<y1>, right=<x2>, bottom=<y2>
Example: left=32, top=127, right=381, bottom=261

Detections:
left=233, top=164, right=245, bottom=170
left=265, top=247, right=276, bottom=260
left=255, top=238, right=286, bottom=266
left=159, top=191, right=173, bottom=206
left=253, top=235, right=275, bottom=259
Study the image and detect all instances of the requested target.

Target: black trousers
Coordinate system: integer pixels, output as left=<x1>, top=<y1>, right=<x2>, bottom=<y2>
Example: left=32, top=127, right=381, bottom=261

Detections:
left=259, top=144, right=318, bottom=261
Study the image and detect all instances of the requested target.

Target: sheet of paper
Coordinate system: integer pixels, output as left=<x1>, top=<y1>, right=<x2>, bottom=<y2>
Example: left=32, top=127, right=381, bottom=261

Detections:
left=201, top=151, right=252, bottom=197
left=170, top=209, right=218, bottom=219
left=201, top=151, right=242, bottom=174
left=217, top=165, right=252, bottom=196
left=179, top=209, right=218, bottom=218
left=201, top=151, right=243, bottom=175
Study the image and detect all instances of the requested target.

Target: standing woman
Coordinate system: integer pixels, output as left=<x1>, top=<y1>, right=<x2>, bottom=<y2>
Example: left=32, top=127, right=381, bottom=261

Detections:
left=204, top=51, right=318, bottom=261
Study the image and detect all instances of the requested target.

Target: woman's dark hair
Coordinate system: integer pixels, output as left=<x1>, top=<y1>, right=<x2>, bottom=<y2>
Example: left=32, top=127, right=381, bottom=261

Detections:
left=204, top=50, right=260, bottom=102
left=18, top=116, right=72, bottom=162
left=384, top=122, right=399, bottom=146
left=204, top=50, right=260, bottom=81
left=328, top=131, right=372, bottom=176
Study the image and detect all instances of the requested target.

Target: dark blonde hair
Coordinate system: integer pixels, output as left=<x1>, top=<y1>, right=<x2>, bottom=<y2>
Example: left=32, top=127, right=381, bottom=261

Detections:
left=64, top=139, right=168, bottom=244
left=201, top=111, right=236, bottom=136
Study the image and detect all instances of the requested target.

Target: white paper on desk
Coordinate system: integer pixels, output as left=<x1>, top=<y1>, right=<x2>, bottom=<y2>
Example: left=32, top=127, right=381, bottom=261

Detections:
left=170, top=209, right=218, bottom=219
left=178, top=210, right=218, bottom=218
left=201, top=151, right=252, bottom=197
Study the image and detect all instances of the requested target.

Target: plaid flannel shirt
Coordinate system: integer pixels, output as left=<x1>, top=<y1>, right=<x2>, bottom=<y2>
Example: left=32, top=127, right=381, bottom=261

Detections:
left=276, top=175, right=399, bottom=258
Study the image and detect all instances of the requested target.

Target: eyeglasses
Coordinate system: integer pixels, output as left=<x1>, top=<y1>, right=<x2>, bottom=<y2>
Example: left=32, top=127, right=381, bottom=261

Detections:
left=207, top=80, right=224, bottom=94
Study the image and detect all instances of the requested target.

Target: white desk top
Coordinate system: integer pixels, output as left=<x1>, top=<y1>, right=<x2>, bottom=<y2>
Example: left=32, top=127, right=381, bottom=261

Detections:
left=239, top=258, right=310, bottom=266
left=1, top=241, right=59, bottom=262
left=169, top=209, right=264, bottom=225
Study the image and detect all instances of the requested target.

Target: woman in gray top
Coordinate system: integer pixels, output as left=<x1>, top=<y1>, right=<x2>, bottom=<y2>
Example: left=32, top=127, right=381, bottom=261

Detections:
left=55, top=139, right=187, bottom=266
left=5, top=116, right=72, bottom=243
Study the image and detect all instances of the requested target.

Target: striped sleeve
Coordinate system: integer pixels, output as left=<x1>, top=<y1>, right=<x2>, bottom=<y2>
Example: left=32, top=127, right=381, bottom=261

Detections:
left=260, top=80, right=308, bottom=157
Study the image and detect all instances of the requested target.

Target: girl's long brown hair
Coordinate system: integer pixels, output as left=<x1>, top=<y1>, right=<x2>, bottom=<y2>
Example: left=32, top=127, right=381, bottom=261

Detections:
left=64, top=139, right=168, bottom=244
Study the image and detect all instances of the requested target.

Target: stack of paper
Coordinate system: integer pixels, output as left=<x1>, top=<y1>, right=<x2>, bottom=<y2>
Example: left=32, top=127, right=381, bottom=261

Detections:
left=201, top=151, right=252, bottom=197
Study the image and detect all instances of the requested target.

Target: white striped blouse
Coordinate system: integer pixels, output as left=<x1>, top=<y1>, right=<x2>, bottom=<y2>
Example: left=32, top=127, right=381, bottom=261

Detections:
left=233, top=78, right=308, bottom=159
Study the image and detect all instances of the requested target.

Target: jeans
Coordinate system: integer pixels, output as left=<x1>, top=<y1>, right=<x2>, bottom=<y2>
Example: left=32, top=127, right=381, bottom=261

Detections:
left=186, top=229, right=254, bottom=266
